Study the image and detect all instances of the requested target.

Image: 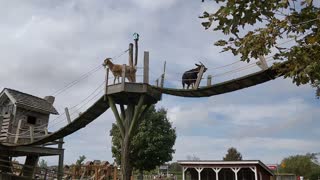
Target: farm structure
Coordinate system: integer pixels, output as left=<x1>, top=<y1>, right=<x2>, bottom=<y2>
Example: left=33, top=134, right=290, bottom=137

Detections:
left=178, top=160, right=274, bottom=180
left=0, top=88, right=58, bottom=144
left=0, top=37, right=288, bottom=180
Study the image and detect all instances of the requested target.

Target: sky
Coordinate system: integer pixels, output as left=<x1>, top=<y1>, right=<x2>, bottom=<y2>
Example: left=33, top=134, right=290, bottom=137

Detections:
left=0, top=0, right=319, bottom=166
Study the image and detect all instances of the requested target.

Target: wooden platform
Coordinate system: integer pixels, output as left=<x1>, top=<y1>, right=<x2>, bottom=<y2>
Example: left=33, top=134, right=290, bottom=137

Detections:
left=106, top=83, right=162, bottom=105
left=0, top=145, right=63, bottom=156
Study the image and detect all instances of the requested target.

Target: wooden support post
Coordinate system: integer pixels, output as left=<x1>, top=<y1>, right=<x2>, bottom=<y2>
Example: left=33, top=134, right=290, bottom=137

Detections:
left=65, top=107, right=72, bottom=124
left=194, top=66, right=205, bottom=89
left=156, top=79, right=159, bottom=87
left=143, top=51, right=149, bottom=84
left=129, top=43, right=134, bottom=68
left=22, top=155, right=39, bottom=178
left=207, top=75, right=212, bottom=86
left=0, top=116, right=3, bottom=133
left=58, top=138, right=64, bottom=180
left=256, top=56, right=268, bottom=70
left=30, top=126, right=34, bottom=143
left=160, top=61, right=166, bottom=88
left=122, top=64, right=126, bottom=87
left=44, top=127, right=48, bottom=136
left=14, top=119, right=22, bottom=144
left=105, top=68, right=109, bottom=100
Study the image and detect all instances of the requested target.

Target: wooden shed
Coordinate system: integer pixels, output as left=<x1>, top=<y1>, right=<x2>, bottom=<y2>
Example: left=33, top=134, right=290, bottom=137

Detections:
left=0, top=88, right=58, bottom=144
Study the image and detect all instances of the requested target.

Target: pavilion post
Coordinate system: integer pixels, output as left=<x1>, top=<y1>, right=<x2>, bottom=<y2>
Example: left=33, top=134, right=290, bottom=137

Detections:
left=250, top=166, right=258, bottom=180
left=231, top=167, right=241, bottom=180
left=182, top=167, right=188, bottom=180
left=196, top=167, right=203, bottom=180
left=212, top=167, right=221, bottom=180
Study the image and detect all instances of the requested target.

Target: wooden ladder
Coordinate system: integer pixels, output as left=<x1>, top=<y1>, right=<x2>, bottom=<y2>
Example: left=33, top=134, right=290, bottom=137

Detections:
left=0, top=115, right=11, bottom=142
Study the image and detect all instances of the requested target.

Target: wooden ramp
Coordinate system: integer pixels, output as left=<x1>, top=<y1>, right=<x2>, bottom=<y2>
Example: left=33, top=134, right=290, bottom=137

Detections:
left=1, top=95, right=109, bottom=147
left=152, top=67, right=282, bottom=97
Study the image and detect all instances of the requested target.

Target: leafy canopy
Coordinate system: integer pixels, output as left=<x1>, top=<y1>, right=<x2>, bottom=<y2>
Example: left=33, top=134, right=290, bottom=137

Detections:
left=279, top=153, right=320, bottom=178
left=223, top=147, right=243, bottom=161
left=110, top=105, right=176, bottom=172
left=76, top=155, right=86, bottom=166
left=201, top=0, right=320, bottom=92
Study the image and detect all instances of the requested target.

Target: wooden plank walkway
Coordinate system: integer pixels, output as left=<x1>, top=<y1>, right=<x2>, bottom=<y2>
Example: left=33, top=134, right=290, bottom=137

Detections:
left=1, top=95, right=109, bottom=147
left=152, top=66, right=282, bottom=97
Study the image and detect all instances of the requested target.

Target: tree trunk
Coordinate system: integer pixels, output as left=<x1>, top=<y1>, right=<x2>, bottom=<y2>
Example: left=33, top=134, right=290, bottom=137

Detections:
left=121, top=134, right=132, bottom=180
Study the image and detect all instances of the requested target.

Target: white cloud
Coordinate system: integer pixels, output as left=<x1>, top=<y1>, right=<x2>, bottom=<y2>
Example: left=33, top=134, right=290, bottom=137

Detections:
left=132, top=0, right=177, bottom=11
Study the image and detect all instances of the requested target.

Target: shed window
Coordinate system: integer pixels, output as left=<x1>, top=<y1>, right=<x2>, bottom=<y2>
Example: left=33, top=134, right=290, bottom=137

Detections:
left=27, top=116, right=37, bottom=125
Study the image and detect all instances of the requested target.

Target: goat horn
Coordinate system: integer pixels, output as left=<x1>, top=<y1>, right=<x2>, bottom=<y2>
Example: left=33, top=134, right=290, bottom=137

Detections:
left=199, top=61, right=204, bottom=65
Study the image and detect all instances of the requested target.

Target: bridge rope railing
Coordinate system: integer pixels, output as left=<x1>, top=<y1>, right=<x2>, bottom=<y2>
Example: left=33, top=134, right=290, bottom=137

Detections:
left=153, top=30, right=314, bottom=89
left=3, top=49, right=129, bottom=144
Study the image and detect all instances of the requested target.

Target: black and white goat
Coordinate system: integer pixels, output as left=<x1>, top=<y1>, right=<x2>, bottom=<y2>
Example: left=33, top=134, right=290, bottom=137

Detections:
left=182, top=62, right=207, bottom=89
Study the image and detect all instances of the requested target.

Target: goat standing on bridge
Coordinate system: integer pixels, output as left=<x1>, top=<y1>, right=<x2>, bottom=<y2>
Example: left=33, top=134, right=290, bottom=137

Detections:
left=182, top=62, right=207, bottom=89
left=103, top=58, right=136, bottom=84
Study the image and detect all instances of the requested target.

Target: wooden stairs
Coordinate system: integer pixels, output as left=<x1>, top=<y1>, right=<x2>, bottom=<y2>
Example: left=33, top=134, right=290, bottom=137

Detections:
left=0, top=115, right=11, bottom=142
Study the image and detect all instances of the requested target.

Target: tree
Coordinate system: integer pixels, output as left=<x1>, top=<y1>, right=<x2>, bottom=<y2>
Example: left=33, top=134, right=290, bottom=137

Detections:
left=110, top=105, right=176, bottom=179
left=200, top=0, right=320, bottom=96
left=76, top=155, right=86, bottom=166
left=223, top=147, right=242, bottom=161
left=38, top=159, right=48, bottom=168
left=279, top=153, right=320, bottom=178
left=186, top=154, right=200, bottom=160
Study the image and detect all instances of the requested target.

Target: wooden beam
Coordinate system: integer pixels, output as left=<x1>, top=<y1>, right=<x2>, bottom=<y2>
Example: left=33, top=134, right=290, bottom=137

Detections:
left=65, top=107, right=72, bottom=124
left=128, top=95, right=145, bottom=138
left=194, top=66, right=205, bottom=89
left=107, top=96, right=125, bottom=139
left=143, top=51, right=149, bottom=84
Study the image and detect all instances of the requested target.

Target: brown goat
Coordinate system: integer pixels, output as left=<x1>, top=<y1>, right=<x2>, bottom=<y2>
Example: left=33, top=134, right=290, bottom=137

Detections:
left=103, top=58, right=136, bottom=84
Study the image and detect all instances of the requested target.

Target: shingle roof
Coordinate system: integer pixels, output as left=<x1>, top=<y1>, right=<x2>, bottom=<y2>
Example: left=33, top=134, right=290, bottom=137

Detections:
left=3, top=88, right=59, bottom=115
